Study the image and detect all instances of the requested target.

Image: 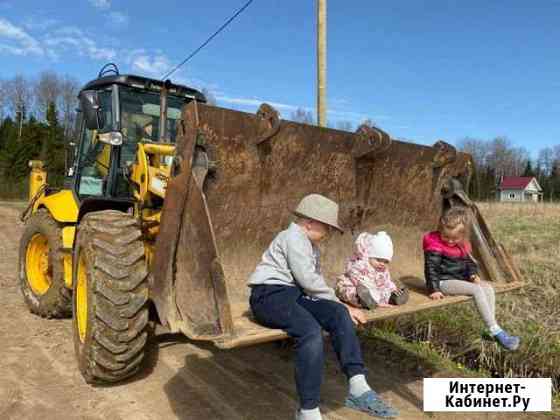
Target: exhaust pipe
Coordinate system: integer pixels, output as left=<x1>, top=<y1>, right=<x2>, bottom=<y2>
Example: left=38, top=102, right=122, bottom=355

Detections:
left=159, top=80, right=171, bottom=142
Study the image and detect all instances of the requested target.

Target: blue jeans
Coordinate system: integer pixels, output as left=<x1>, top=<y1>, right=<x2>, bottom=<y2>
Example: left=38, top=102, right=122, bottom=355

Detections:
left=250, top=284, right=366, bottom=409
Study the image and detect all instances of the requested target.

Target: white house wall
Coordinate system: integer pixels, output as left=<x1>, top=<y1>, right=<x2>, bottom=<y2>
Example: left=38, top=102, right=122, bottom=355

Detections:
left=500, top=190, right=524, bottom=201
left=525, top=178, right=542, bottom=194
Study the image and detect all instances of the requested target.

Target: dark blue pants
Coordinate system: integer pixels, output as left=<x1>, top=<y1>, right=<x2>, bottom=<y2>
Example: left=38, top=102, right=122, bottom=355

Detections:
left=250, top=285, right=366, bottom=410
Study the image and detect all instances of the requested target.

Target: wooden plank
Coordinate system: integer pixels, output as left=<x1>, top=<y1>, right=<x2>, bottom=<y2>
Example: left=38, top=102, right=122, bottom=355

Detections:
left=214, top=281, right=524, bottom=350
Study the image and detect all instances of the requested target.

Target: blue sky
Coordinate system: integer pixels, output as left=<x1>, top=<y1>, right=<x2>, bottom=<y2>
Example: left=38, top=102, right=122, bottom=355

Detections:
left=1, top=0, right=559, bottom=152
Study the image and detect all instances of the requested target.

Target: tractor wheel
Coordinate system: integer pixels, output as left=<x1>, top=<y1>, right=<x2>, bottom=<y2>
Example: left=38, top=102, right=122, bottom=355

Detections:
left=72, top=210, right=149, bottom=384
left=18, top=209, right=72, bottom=318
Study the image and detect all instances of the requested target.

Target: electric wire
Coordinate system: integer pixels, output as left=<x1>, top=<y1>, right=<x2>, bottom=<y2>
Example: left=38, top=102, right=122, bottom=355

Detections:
left=161, top=0, right=255, bottom=80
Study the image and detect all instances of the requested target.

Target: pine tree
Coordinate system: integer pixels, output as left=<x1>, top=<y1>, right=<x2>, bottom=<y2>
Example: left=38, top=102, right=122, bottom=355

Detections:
left=43, top=101, right=66, bottom=187
left=550, top=164, right=560, bottom=201
left=0, top=102, right=66, bottom=196
left=522, top=160, right=535, bottom=177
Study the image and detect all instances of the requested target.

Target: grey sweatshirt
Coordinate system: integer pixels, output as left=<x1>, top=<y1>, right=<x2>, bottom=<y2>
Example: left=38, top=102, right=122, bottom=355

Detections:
left=248, top=222, right=339, bottom=302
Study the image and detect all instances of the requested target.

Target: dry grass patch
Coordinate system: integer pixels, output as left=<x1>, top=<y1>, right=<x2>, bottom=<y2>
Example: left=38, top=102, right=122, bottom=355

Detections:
left=371, top=201, right=560, bottom=400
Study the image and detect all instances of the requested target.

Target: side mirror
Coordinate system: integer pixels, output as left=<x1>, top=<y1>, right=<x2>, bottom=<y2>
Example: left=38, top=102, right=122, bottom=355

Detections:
left=79, top=90, right=105, bottom=130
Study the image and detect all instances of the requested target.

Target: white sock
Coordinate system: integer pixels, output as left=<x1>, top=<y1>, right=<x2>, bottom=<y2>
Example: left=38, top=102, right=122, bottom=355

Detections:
left=489, top=324, right=503, bottom=336
left=349, top=374, right=371, bottom=398
left=296, top=407, right=322, bottom=420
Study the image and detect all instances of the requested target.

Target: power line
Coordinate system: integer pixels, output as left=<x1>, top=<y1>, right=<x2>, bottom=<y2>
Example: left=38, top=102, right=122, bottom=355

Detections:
left=161, top=0, right=255, bottom=80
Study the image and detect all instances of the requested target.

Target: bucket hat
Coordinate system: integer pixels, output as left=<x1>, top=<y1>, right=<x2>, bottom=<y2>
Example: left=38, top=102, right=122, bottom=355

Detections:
left=294, top=194, right=343, bottom=233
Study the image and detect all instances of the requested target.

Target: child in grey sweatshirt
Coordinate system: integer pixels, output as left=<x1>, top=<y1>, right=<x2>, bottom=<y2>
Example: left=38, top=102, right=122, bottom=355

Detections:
left=248, top=194, right=398, bottom=420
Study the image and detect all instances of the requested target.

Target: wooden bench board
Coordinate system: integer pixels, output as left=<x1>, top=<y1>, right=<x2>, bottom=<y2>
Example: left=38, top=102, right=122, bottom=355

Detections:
left=214, top=280, right=524, bottom=349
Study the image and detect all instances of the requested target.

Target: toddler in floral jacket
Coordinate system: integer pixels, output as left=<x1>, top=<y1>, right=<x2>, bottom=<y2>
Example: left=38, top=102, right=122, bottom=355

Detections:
left=336, top=231, right=402, bottom=309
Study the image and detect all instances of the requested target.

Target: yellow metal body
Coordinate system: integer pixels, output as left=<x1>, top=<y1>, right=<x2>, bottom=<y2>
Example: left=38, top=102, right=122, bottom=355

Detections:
left=62, top=227, right=76, bottom=287
left=34, top=190, right=79, bottom=223
left=28, top=160, right=47, bottom=201
left=129, top=142, right=175, bottom=272
left=62, top=226, right=76, bottom=249
left=76, top=252, right=88, bottom=342
left=25, top=233, right=51, bottom=295
left=130, top=143, right=173, bottom=204
left=95, top=144, right=112, bottom=177
left=63, top=255, right=73, bottom=288
left=25, top=141, right=175, bottom=292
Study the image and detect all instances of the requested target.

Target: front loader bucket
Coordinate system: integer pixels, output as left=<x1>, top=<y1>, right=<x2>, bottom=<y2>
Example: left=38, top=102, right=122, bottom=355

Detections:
left=152, top=102, right=523, bottom=348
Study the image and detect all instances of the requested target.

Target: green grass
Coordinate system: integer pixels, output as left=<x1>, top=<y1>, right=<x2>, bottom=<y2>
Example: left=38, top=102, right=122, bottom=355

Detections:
left=360, top=326, right=484, bottom=378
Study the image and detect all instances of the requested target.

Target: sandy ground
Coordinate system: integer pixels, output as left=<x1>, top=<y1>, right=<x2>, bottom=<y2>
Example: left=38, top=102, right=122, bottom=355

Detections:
left=0, top=202, right=549, bottom=420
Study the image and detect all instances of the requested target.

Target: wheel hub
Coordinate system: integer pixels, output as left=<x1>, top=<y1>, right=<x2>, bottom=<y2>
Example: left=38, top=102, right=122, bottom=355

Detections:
left=76, top=253, right=88, bottom=343
left=25, top=233, right=52, bottom=295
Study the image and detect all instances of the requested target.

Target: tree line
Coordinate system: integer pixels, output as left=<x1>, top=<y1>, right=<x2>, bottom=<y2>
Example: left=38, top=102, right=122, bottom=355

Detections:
left=0, top=71, right=80, bottom=197
left=456, top=137, right=560, bottom=201
left=1, top=72, right=559, bottom=201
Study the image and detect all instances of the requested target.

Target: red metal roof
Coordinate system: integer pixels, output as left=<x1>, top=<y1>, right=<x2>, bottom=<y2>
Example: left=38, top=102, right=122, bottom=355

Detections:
left=498, top=176, right=534, bottom=189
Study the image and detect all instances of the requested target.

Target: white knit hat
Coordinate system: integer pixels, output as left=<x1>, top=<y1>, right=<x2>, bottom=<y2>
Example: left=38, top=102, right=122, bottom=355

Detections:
left=367, top=231, right=393, bottom=261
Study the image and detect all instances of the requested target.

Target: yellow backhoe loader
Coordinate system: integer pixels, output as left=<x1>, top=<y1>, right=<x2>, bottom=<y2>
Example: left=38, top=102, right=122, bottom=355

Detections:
left=18, top=64, right=523, bottom=384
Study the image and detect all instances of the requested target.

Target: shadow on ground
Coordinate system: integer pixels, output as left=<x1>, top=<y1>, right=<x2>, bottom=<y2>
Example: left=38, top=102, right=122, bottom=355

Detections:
left=160, top=331, right=440, bottom=420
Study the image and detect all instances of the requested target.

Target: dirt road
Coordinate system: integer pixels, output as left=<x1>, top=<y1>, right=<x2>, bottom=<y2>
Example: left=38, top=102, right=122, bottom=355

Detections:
left=0, top=202, right=546, bottom=420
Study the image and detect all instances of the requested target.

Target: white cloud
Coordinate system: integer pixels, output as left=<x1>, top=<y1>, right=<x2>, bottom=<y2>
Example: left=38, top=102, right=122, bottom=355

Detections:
left=127, top=50, right=173, bottom=78
left=0, top=44, right=29, bottom=55
left=55, top=26, right=90, bottom=37
left=216, top=95, right=299, bottom=112
left=327, top=109, right=390, bottom=122
left=123, top=51, right=221, bottom=91
left=0, top=19, right=117, bottom=61
left=23, top=17, right=58, bottom=31
left=89, top=0, right=111, bottom=10
left=88, top=0, right=128, bottom=29
left=109, top=11, right=128, bottom=27
left=214, top=94, right=393, bottom=127
left=0, top=17, right=44, bottom=56
left=44, top=26, right=116, bottom=61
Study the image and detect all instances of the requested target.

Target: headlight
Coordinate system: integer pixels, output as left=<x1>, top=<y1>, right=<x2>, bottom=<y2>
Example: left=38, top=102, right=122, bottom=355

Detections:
left=98, top=131, right=123, bottom=146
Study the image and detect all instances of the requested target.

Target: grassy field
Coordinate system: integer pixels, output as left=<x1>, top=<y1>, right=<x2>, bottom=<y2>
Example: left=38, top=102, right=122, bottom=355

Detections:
left=475, top=202, right=560, bottom=382
left=368, top=201, right=560, bottom=403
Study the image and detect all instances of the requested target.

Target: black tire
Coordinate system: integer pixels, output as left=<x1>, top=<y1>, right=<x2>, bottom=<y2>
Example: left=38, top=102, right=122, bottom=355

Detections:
left=72, top=210, right=149, bottom=384
left=18, top=209, right=72, bottom=318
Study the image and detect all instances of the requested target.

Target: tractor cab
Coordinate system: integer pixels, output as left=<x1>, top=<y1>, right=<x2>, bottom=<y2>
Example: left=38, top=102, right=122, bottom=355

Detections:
left=72, top=64, right=205, bottom=200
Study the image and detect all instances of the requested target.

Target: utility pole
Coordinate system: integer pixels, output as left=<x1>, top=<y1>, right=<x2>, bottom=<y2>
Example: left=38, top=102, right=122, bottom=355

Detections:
left=317, top=0, right=327, bottom=127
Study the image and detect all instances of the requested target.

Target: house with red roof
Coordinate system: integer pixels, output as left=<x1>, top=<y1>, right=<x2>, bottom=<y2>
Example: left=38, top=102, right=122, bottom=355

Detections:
left=497, top=176, right=543, bottom=202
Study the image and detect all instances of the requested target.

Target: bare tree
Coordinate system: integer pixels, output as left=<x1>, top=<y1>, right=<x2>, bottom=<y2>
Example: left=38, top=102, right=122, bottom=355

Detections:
left=512, top=147, right=530, bottom=176
left=201, top=87, right=217, bottom=106
left=0, top=79, right=6, bottom=121
left=35, top=71, right=61, bottom=121
left=360, top=118, right=376, bottom=128
left=59, top=75, right=80, bottom=139
left=485, top=136, right=521, bottom=179
left=553, top=145, right=560, bottom=167
left=456, top=137, right=490, bottom=198
left=456, top=137, right=488, bottom=168
left=291, top=108, right=314, bottom=124
left=336, top=120, right=353, bottom=132
left=5, top=75, right=33, bottom=139
left=537, top=147, right=553, bottom=176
